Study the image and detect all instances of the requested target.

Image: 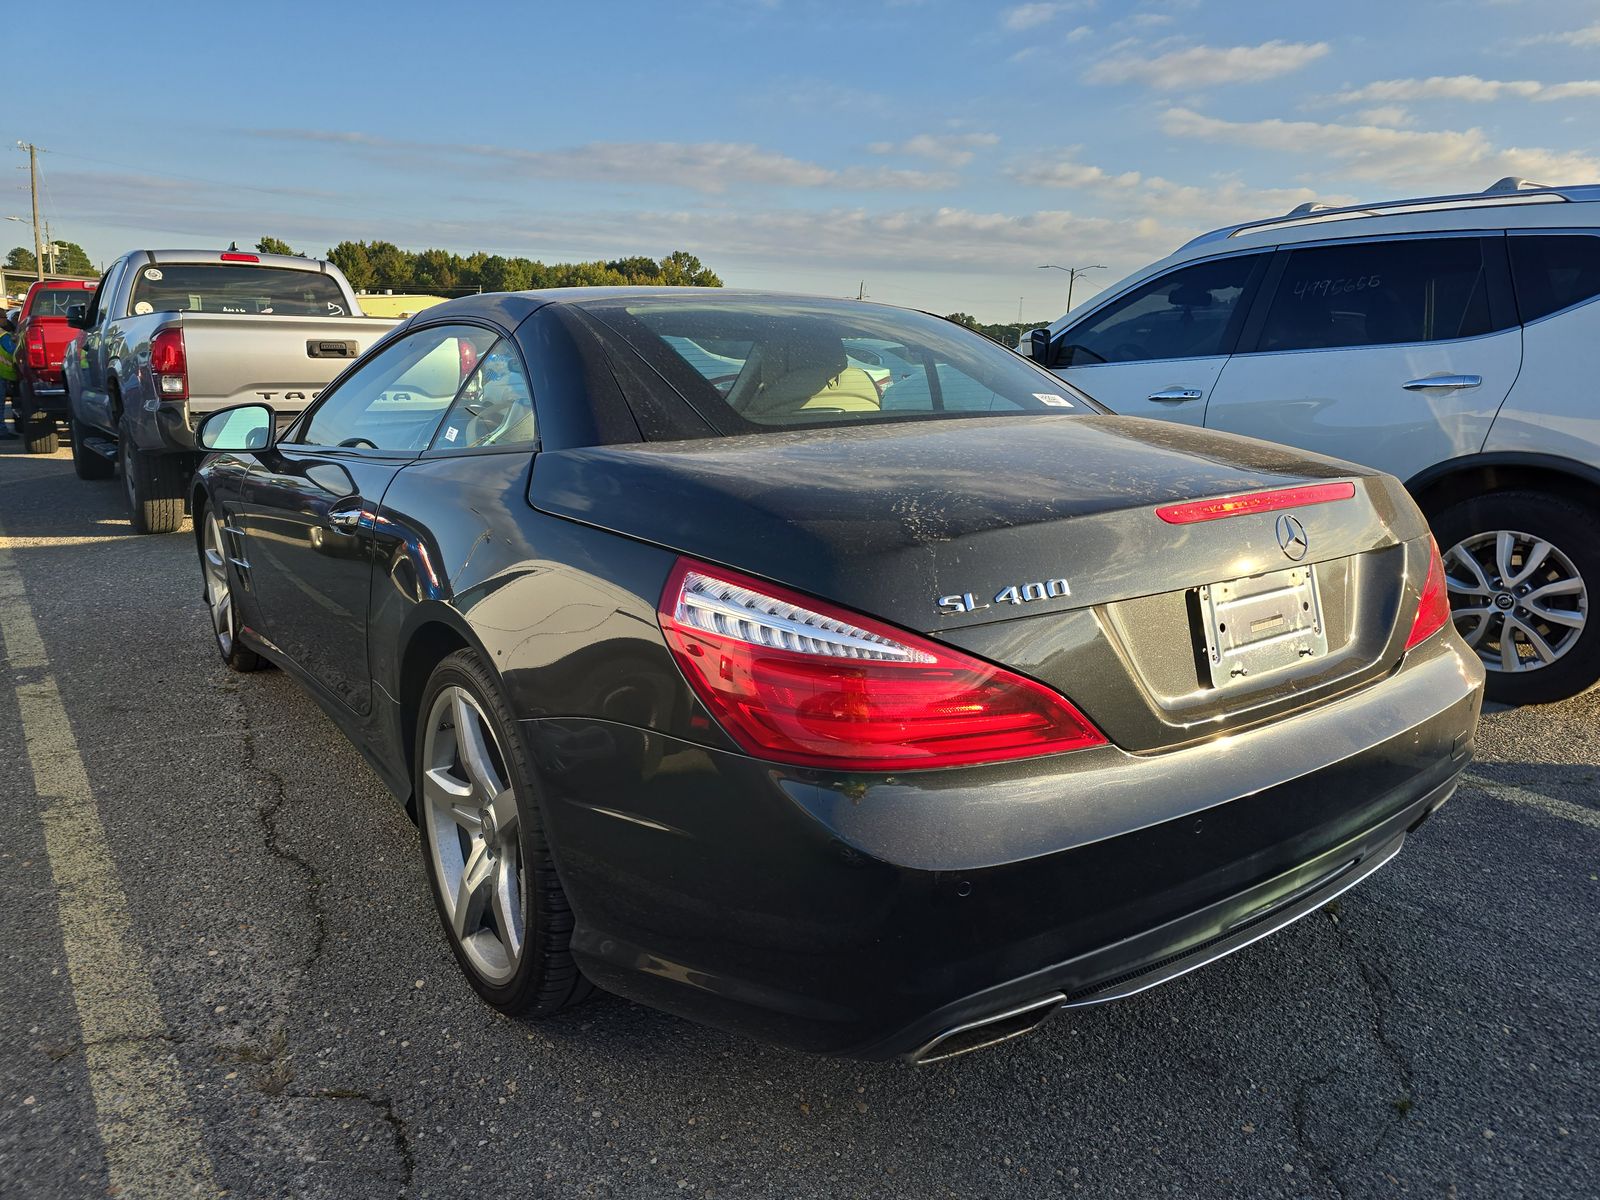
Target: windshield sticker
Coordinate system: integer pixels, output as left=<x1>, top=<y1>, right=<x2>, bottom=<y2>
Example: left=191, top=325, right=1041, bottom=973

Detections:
left=143, top=267, right=163, bottom=281
left=443, top=426, right=459, bottom=442
left=1034, top=393, right=1074, bottom=408
left=132, top=301, right=153, bottom=315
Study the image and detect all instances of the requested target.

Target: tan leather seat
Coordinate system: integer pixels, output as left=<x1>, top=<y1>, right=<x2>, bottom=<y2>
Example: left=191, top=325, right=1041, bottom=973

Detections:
left=800, top=366, right=880, bottom=411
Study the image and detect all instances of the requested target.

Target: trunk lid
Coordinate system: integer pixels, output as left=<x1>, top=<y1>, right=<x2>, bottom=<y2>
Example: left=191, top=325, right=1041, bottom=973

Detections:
left=530, top=415, right=1429, bottom=750
left=162, top=313, right=399, bottom=415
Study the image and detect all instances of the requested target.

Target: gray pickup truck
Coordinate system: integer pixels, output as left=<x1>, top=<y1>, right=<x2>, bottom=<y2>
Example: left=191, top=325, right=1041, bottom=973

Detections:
left=64, top=249, right=395, bottom=533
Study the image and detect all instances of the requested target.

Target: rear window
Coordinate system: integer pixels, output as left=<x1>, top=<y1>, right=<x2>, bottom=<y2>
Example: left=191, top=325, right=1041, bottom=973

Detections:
left=128, top=263, right=351, bottom=318
left=1509, top=234, right=1600, bottom=323
left=587, top=298, right=1099, bottom=431
left=27, top=286, right=96, bottom=317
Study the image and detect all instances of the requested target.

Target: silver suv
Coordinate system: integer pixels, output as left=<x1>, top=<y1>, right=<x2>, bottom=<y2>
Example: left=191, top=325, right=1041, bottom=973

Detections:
left=1029, top=178, right=1600, bottom=704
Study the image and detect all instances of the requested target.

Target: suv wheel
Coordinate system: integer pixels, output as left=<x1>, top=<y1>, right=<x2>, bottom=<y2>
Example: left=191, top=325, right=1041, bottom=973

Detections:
left=119, top=415, right=186, bottom=534
left=200, top=510, right=264, bottom=672
left=415, top=650, right=591, bottom=1016
left=1433, top=491, right=1597, bottom=705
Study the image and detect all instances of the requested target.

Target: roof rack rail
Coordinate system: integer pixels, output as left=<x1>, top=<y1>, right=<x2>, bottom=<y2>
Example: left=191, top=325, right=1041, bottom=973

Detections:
left=1178, top=177, right=1592, bottom=250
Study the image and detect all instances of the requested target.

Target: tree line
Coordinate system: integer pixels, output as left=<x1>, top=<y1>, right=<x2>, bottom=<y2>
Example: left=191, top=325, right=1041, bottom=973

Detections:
left=944, top=312, right=1054, bottom=348
left=255, top=237, right=722, bottom=294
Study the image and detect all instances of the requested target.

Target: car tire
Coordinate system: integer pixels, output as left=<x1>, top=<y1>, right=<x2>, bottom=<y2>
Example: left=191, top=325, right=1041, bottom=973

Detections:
left=119, top=415, right=186, bottom=534
left=1432, top=490, right=1600, bottom=705
left=17, top=385, right=58, bottom=454
left=69, top=412, right=114, bottom=480
left=415, top=649, right=592, bottom=1017
left=199, top=508, right=265, bottom=672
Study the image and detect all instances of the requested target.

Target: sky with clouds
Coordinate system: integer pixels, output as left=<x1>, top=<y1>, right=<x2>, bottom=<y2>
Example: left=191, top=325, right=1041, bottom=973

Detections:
left=9, top=0, right=1600, bottom=321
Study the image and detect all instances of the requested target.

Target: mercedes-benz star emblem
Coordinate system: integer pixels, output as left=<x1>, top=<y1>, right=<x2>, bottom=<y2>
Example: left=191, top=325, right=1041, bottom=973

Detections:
left=1276, top=514, right=1309, bottom=561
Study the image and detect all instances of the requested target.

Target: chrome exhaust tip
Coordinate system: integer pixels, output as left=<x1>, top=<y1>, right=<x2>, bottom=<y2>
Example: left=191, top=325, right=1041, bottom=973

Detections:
left=906, top=993, right=1066, bottom=1065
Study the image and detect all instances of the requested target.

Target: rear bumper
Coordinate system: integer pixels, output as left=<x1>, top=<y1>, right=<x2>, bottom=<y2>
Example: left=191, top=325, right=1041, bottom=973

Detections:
left=18, top=375, right=68, bottom=417
left=525, top=634, right=1482, bottom=1059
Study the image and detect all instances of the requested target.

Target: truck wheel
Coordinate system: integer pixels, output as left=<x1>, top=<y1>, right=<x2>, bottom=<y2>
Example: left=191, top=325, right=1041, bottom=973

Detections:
left=200, top=509, right=264, bottom=672
left=415, top=649, right=592, bottom=1017
left=118, top=415, right=187, bottom=534
left=69, top=413, right=114, bottom=480
left=18, top=400, right=59, bottom=454
left=1432, top=490, right=1600, bottom=705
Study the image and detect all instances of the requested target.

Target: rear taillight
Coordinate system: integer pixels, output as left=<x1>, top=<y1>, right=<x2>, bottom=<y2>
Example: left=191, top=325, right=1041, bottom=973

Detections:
left=657, top=559, right=1107, bottom=771
left=24, top=326, right=46, bottom=369
left=1156, top=482, right=1356, bottom=524
left=150, top=328, right=188, bottom=400
left=220, top=252, right=259, bottom=262
left=1405, top=537, right=1450, bottom=651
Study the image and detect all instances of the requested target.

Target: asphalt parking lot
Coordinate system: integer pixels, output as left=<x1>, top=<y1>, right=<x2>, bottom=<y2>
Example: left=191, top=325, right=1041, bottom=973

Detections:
left=1, top=440, right=1596, bottom=1199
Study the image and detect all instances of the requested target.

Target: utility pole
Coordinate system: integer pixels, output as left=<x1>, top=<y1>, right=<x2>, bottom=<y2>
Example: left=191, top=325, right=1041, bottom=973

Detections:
left=857, top=280, right=867, bottom=301
left=1037, top=263, right=1104, bottom=314
left=20, top=142, right=44, bottom=281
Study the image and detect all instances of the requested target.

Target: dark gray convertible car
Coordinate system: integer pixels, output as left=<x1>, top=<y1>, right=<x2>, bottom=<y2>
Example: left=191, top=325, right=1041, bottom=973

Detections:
left=191, top=289, right=1483, bottom=1061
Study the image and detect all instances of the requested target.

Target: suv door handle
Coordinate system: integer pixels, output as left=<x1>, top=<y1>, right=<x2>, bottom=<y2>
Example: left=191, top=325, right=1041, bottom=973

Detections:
left=1148, top=388, right=1203, bottom=402
left=325, top=505, right=364, bottom=531
left=1403, top=374, right=1482, bottom=391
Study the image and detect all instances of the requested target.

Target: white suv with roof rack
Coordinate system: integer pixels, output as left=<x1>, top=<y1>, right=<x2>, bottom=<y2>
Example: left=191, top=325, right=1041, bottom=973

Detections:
left=1026, top=177, right=1600, bottom=704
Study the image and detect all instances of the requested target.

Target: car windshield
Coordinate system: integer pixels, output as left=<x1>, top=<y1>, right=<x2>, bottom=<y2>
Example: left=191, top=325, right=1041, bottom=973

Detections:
left=584, top=296, right=1100, bottom=431
left=28, top=286, right=96, bottom=317
left=128, top=264, right=351, bottom=317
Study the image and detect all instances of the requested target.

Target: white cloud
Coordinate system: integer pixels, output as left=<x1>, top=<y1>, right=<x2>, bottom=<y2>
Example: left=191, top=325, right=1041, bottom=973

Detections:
left=1000, top=3, right=1083, bottom=32
left=1520, top=23, right=1600, bottom=47
left=1009, top=153, right=1342, bottom=226
left=1086, top=40, right=1330, bottom=89
left=867, top=132, right=1000, bottom=166
left=1160, top=107, right=1600, bottom=188
left=1329, top=75, right=1600, bottom=104
left=251, top=130, right=956, bottom=194
left=1355, top=106, right=1414, bottom=128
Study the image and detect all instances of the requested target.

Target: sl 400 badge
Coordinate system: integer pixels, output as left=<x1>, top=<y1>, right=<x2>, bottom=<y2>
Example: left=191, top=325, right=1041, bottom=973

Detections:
left=937, top=578, right=1071, bottom=615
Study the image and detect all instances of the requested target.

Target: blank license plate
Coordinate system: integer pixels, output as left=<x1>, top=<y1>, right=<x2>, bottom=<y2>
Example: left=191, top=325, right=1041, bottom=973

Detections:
left=1197, top=564, right=1327, bottom=687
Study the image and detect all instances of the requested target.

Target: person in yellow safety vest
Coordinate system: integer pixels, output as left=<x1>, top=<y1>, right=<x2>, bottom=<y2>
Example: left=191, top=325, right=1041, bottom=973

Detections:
left=0, top=311, right=18, bottom=440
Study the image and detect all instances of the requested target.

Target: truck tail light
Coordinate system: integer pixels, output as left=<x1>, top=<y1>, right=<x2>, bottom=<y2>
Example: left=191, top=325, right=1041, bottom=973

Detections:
left=150, top=328, right=188, bottom=401
left=1405, top=537, right=1451, bottom=651
left=658, top=559, right=1107, bottom=771
left=24, top=326, right=47, bottom=370
left=219, top=252, right=259, bottom=262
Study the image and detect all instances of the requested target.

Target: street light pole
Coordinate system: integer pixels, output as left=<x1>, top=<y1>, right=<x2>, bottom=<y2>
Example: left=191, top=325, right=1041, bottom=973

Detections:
left=1037, top=263, right=1105, bottom=315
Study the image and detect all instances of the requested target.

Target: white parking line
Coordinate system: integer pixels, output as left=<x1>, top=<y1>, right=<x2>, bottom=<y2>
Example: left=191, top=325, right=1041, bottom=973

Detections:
left=1464, top=773, right=1600, bottom=832
left=0, top=535, right=217, bottom=1197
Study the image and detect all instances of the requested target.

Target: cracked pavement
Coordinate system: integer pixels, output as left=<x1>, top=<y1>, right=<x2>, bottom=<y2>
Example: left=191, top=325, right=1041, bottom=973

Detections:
left=1, top=443, right=1597, bottom=1198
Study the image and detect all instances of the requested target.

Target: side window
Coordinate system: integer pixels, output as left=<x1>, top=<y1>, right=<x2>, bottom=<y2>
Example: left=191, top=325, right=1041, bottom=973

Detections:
left=431, top=340, right=537, bottom=451
left=299, top=324, right=498, bottom=452
left=1509, top=234, right=1600, bottom=323
left=86, top=261, right=124, bottom=327
left=1256, top=238, right=1494, bottom=353
left=1057, top=255, right=1260, bottom=366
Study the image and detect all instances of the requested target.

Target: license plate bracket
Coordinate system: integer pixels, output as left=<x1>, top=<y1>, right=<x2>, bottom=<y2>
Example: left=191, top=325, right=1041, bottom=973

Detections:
left=1197, top=564, right=1327, bottom=687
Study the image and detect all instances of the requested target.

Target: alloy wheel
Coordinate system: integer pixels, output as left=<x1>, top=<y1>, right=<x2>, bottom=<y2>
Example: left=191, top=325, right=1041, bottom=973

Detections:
left=1443, top=529, right=1588, bottom=674
left=202, top=514, right=235, bottom=656
left=421, top=687, right=525, bottom=985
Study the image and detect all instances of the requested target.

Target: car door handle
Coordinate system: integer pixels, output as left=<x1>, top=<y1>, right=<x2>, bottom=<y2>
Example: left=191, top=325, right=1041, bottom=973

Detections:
left=325, top=506, right=364, bottom=530
left=1402, top=374, right=1482, bottom=391
left=1148, top=388, right=1204, bottom=402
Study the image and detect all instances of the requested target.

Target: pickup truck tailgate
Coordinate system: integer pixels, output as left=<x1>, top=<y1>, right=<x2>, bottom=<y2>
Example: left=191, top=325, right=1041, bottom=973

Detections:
left=174, top=313, right=398, bottom=415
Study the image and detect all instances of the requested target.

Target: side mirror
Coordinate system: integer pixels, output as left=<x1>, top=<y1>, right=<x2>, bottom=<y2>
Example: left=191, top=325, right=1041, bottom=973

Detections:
left=198, top=403, right=276, bottom=451
left=66, top=304, right=89, bottom=329
left=1029, top=327, right=1054, bottom=367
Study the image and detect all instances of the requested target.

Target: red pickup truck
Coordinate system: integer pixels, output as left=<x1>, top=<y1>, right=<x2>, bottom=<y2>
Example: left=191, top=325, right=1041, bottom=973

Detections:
left=13, top=278, right=98, bottom=454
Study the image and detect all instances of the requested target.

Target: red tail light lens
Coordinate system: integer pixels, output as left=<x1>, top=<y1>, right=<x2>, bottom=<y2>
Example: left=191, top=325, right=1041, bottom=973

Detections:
left=149, top=328, right=188, bottom=400
left=1405, top=537, right=1451, bottom=651
left=24, top=326, right=47, bottom=369
left=658, top=559, right=1108, bottom=771
left=1156, top=481, right=1356, bottom=525
left=219, top=252, right=259, bottom=262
